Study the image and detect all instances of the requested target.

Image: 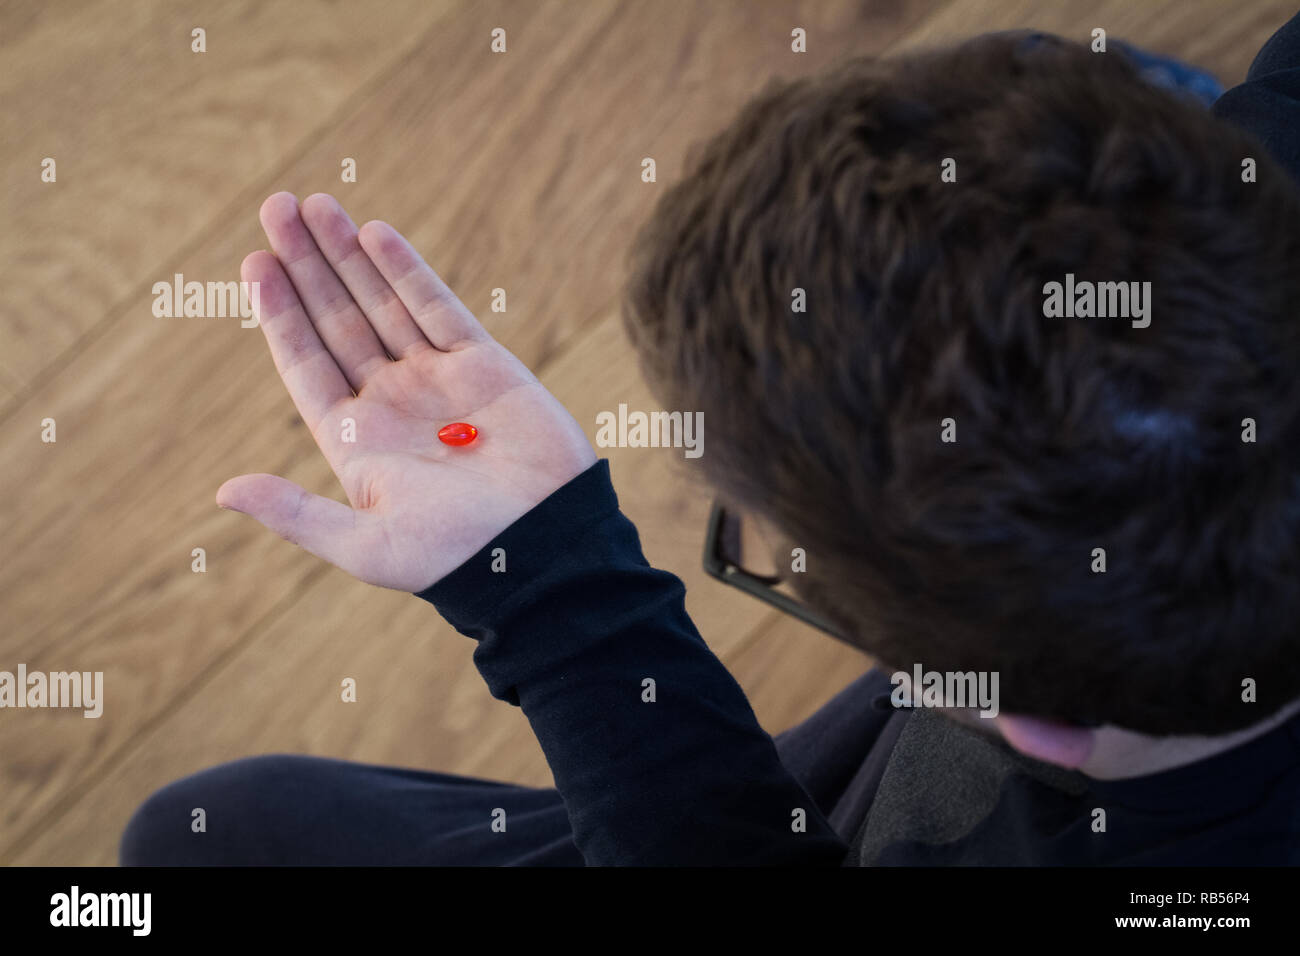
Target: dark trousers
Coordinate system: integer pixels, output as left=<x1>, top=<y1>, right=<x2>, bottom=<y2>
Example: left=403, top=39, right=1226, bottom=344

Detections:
left=120, top=669, right=900, bottom=866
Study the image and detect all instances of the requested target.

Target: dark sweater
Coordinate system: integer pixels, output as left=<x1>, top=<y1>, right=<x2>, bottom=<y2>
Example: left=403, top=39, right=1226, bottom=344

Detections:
left=419, top=462, right=1300, bottom=865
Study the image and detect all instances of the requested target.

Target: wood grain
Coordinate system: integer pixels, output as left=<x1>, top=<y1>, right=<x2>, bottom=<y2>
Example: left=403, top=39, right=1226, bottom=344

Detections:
left=0, top=0, right=455, bottom=392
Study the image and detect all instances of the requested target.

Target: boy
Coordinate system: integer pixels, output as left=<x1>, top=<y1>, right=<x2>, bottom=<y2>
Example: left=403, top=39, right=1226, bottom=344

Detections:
left=123, top=18, right=1300, bottom=865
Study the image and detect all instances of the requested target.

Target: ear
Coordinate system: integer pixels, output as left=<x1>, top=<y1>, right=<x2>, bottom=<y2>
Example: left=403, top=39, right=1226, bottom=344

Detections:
left=994, top=713, right=1096, bottom=769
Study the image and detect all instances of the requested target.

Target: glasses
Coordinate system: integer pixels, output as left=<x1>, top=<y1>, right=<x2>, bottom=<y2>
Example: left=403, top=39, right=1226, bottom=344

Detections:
left=702, top=504, right=1117, bottom=727
left=702, top=500, right=843, bottom=639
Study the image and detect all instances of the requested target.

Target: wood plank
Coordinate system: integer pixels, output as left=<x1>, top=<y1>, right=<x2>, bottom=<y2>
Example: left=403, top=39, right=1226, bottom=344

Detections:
left=0, top=0, right=454, bottom=391
left=0, top=0, right=612, bottom=861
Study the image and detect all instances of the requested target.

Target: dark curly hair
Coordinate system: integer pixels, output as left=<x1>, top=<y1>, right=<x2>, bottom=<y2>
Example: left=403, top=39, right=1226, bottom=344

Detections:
left=623, top=31, right=1300, bottom=735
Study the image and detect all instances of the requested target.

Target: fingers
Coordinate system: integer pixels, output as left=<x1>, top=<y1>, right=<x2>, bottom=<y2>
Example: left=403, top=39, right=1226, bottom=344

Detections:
left=299, top=193, right=434, bottom=361
left=259, top=192, right=391, bottom=390
left=358, top=219, right=488, bottom=350
left=241, top=251, right=353, bottom=435
left=217, top=474, right=373, bottom=581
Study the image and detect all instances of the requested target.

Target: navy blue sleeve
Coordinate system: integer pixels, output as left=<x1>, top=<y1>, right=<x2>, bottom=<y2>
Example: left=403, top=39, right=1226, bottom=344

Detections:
left=1213, top=9, right=1300, bottom=185
left=415, top=459, right=848, bottom=866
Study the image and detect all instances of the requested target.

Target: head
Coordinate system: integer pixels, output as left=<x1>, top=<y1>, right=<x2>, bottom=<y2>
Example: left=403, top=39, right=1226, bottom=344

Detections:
left=623, top=31, right=1300, bottom=763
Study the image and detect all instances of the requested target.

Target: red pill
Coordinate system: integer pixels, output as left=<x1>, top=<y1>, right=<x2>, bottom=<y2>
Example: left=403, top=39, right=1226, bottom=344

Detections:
left=438, top=422, right=479, bottom=446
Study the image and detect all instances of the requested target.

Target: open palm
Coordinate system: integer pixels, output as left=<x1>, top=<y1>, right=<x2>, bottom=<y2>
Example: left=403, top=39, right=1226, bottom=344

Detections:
left=219, top=192, right=596, bottom=592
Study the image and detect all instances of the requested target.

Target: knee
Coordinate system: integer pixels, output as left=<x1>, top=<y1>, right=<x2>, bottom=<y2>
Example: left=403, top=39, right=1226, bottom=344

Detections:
left=119, top=754, right=303, bottom=866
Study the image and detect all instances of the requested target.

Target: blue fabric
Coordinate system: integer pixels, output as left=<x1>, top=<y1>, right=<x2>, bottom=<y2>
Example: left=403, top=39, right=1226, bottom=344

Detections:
left=1113, top=40, right=1225, bottom=106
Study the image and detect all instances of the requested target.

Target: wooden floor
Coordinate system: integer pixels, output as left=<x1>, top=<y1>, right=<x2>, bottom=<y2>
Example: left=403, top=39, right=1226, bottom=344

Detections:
left=0, top=0, right=1289, bottom=865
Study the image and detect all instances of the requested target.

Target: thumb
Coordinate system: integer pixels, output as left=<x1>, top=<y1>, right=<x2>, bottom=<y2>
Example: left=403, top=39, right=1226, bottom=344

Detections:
left=217, top=473, right=366, bottom=575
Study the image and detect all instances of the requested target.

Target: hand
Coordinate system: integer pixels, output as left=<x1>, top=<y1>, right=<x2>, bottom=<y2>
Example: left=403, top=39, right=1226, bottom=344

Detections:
left=218, top=192, right=597, bottom=592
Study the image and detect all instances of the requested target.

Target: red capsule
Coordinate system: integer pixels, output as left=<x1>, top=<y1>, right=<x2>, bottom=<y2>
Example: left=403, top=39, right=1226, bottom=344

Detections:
left=438, top=422, right=479, bottom=446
